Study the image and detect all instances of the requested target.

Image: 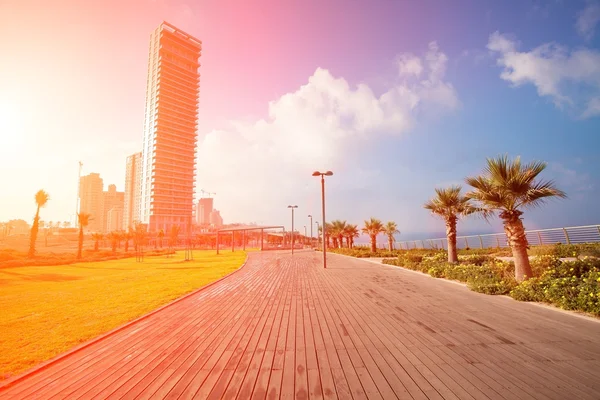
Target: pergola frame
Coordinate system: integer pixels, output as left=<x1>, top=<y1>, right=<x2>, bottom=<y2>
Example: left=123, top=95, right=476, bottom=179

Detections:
left=216, top=225, right=285, bottom=254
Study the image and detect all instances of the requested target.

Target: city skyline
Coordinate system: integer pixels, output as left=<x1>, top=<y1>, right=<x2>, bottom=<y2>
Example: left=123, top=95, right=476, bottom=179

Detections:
left=1, top=0, right=600, bottom=237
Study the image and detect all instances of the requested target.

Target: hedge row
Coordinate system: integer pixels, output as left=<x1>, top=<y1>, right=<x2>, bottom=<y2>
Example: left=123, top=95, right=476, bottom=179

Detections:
left=381, top=253, right=600, bottom=316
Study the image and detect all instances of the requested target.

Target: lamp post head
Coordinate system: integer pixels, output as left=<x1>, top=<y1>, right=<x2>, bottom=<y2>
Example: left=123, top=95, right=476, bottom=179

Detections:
left=312, top=171, right=333, bottom=177
left=287, top=205, right=298, bottom=209
left=308, top=214, right=312, bottom=218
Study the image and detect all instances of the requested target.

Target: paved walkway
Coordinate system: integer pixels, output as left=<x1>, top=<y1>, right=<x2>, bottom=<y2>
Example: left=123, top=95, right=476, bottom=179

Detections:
left=1, top=250, right=599, bottom=399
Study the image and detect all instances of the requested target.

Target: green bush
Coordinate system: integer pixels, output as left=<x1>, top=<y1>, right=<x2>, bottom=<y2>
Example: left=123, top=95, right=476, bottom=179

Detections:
left=510, top=258, right=600, bottom=316
left=528, top=243, right=600, bottom=258
left=459, top=254, right=493, bottom=266
left=468, top=276, right=517, bottom=295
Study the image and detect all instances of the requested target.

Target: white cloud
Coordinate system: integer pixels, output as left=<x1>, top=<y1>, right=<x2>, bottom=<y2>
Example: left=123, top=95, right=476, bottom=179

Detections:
left=487, top=31, right=600, bottom=117
left=196, top=43, right=459, bottom=226
left=550, top=162, right=593, bottom=194
left=576, top=2, right=600, bottom=41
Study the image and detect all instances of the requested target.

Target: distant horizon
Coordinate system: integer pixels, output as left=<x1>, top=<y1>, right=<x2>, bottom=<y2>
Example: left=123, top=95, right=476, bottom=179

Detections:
left=1, top=0, right=599, bottom=234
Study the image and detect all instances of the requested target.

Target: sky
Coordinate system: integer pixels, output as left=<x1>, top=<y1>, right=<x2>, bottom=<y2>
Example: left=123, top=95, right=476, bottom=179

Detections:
left=1, top=0, right=599, bottom=241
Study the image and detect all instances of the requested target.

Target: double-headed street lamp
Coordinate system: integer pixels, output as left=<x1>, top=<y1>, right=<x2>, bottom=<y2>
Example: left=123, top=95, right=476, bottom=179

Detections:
left=287, top=205, right=298, bottom=254
left=312, top=170, right=333, bottom=268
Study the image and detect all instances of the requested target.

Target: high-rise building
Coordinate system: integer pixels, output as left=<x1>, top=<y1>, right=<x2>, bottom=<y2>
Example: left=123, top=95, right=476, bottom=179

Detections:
left=106, top=206, right=124, bottom=233
left=102, top=184, right=124, bottom=233
left=209, top=209, right=223, bottom=228
left=123, top=152, right=142, bottom=229
left=139, top=22, right=202, bottom=233
left=196, top=197, right=213, bottom=225
left=79, top=173, right=104, bottom=232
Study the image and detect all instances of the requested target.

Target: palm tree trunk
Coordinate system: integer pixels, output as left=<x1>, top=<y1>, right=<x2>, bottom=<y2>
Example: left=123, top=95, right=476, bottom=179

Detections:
left=77, top=226, right=83, bottom=259
left=28, top=207, right=40, bottom=258
left=446, top=217, right=458, bottom=263
left=502, top=213, right=532, bottom=281
left=388, top=237, right=393, bottom=252
left=370, top=235, right=377, bottom=253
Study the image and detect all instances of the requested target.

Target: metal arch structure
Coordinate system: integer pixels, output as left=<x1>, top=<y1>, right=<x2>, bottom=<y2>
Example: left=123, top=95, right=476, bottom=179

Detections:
left=215, top=225, right=285, bottom=254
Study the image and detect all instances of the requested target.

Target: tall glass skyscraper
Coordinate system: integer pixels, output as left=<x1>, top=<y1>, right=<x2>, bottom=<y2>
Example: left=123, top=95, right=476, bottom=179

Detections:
left=139, top=22, right=201, bottom=233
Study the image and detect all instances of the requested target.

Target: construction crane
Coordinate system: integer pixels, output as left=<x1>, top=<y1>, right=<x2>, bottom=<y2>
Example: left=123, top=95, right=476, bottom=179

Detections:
left=199, top=189, right=216, bottom=199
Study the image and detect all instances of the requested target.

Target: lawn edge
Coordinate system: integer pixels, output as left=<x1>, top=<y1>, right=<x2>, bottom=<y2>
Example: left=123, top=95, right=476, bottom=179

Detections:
left=330, top=252, right=600, bottom=323
left=0, top=251, right=250, bottom=390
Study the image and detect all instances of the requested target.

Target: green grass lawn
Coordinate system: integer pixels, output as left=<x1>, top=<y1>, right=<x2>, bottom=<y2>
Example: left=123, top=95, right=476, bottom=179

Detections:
left=0, top=250, right=247, bottom=380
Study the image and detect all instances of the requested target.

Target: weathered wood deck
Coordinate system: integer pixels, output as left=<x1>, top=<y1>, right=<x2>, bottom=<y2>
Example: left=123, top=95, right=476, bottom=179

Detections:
left=1, top=250, right=599, bottom=399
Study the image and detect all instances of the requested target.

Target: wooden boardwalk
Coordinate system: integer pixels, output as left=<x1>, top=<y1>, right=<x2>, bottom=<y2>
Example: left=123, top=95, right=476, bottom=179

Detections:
left=1, top=250, right=600, bottom=399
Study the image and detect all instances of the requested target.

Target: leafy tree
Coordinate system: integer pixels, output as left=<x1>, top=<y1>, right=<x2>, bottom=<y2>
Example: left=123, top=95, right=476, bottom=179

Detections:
left=383, top=221, right=400, bottom=252
left=170, top=225, right=181, bottom=250
left=465, top=155, right=566, bottom=281
left=158, top=229, right=165, bottom=248
left=362, top=218, right=385, bottom=253
left=28, top=190, right=49, bottom=258
left=108, top=231, right=120, bottom=252
left=424, top=186, right=483, bottom=263
left=76, top=212, right=91, bottom=259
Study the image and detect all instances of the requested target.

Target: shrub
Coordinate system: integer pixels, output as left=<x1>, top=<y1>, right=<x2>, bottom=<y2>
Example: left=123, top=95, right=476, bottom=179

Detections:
left=468, top=275, right=517, bottom=295
left=529, top=243, right=600, bottom=258
left=459, top=254, right=493, bottom=266
left=427, top=265, right=446, bottom=278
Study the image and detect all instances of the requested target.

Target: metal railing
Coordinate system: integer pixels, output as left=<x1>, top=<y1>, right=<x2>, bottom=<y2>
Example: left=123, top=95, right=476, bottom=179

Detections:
left=394, top=224, right=600, bottom=250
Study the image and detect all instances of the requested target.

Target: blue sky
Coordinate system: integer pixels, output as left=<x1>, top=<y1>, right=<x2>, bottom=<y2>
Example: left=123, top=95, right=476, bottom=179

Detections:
left=0, top=0, right=599, bottom=240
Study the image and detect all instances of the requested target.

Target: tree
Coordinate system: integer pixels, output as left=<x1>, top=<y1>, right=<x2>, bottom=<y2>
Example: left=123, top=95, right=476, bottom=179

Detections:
left=28, top=190, right=50, bottom=258
left=330, top=220, right=347, bottom=248
left=424, top=186, right=483, bottom=263
left=383, top=221, right=400, bottom=252
left=124, top=229, right=133, bottom=252
left=158, top=229, right=165, bottom=248
left=108, top=231, right=119, bottom=252
left=323, top=222, right=333, bottom=248
left=343, top=224, right=360, bottom=249
left=76, top=212, right=91, bottom=259
left=91, top=233, right=104, bottom=251
left=465, top=155, right=566, bottom=281
left=362, top=218, right=385, bottom=253
left=133, top=222, right=147, bottom=251
left=169, top=225, right=180, bottom=251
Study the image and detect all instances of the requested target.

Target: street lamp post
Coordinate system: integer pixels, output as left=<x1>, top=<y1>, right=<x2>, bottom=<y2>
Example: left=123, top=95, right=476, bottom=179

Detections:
left=287, top=205, right=298, bottom=254
left=312, top=170, right=333, bottom=268
left=308, top=214, right=313, bottom=247
left=303, top=225, right=307, bottom=245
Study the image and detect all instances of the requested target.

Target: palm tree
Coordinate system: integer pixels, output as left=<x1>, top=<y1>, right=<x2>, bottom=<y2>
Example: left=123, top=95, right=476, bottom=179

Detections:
left=362, top=217, right=385, bottom=253
left=343, top=224, right=360, bottom=249
left=424, top=186, right=483, bottom=263
left=76, top=212, right=91, bottom=259
left=330, top=220, right=347, bottom=248
left=28, top=190, right=50, bottom=258
left=465, top=155, right=566, bottom=281
left=383, top=221, right=400, bottom=252
left=108, top=231, right=119, bottom=252
left=91, top=233, right=104, bottom=251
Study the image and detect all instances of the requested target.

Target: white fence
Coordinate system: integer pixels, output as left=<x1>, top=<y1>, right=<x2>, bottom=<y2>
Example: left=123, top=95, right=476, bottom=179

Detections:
left=394, top=224, right=600, bottom=250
